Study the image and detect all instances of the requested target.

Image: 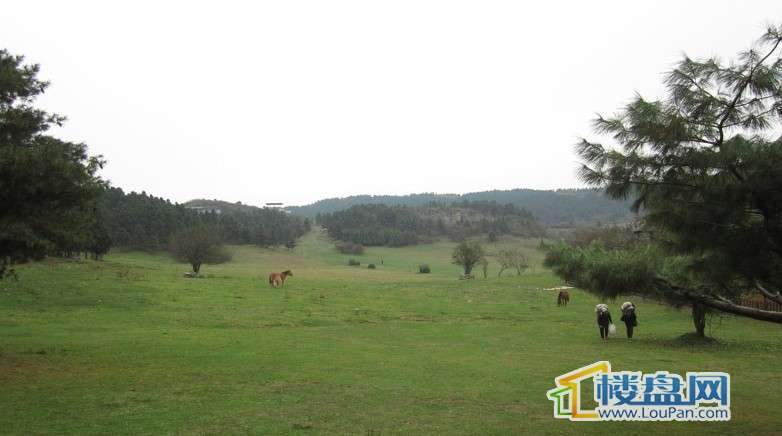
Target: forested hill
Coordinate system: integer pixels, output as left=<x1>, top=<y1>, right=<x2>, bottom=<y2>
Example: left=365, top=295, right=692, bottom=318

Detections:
left=318, top=201, right=544, bottom=247
left=288, top=189, right=634, bottom=226
left=97, top=189, right=309, bottom=251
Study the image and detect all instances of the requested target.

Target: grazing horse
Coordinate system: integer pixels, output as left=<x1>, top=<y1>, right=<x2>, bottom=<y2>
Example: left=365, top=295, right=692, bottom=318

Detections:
left=557, top=290, right=570, bottom=306
left=268, top=270, right=293, bottom=288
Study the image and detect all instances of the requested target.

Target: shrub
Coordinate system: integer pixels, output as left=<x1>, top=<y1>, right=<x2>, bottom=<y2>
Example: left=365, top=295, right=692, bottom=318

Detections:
left=419, top=264, right=431, bottom=274
left=367, top=263, right=376, bottom=269
left=348, top=258, right=361, bottom=266
left=336, top=241, right=365, bottom=255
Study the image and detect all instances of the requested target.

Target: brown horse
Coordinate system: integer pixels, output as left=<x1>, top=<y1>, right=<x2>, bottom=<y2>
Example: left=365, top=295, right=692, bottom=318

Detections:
left=268, top=270, right=293, bottom=288
left=557, top=290, right=570, bottom=306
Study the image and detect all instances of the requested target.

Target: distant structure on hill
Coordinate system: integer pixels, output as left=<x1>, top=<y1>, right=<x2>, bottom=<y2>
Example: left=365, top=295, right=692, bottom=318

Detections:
left=185, top=206, right=222, bottom=214
left=264, top=202, right=291, bottom=214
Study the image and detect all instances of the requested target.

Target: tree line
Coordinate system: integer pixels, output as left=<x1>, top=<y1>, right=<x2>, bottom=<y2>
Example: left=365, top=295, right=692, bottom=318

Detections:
left=317, top=200, right=544, bottom=247
left=99, top=187, right=310, bottom=252
left=0, top=48, right=309, bottom=278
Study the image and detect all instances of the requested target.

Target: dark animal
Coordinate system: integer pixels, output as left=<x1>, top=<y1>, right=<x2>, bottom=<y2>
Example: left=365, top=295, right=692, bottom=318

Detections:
left=557, top=290, right=570, bottom=306
left=268, top=270, right=293, bottom=288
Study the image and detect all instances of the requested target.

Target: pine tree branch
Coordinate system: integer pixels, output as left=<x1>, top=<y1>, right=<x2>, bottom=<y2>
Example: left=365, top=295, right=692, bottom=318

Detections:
left=653, top=277, right=782, bottom=323
left=755, top=280, right=782, bottom=305
left=716, top=37, right=782, bottom=147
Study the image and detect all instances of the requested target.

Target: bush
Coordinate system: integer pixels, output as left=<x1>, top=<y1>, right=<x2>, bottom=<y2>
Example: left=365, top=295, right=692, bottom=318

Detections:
left=348, top=258, right=361, bottom=266
left=336, top=241, right=365, bottom=255
left=419, top=264, right=431, bottom=274
left=367, top=263, right=376, bottom=269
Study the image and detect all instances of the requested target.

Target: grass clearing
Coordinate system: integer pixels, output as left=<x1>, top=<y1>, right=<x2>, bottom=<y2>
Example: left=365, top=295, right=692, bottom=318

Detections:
left=1, top=229, right=780, bottom=434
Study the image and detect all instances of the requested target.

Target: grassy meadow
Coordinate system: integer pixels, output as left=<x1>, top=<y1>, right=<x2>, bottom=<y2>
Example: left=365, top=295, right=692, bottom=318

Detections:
left=1, top=228, right=781, bottom=434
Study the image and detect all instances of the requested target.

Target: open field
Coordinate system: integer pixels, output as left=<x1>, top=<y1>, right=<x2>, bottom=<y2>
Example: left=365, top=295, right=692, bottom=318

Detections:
left=1, top=229, right=781, bottom=434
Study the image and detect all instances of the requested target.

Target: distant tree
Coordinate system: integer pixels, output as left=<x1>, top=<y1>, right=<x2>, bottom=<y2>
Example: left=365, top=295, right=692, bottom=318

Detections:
left=487, top=231, right=498, bottom=242
left=497, top=248, right=529, bottom=276
left=480, top=258, right=489, bottom=278
left=86, top=213, right=112, bottom=260
left=0, top=49, right=105, bottom=278
left=547, top=24, right=782, bottom=334
left=452, top=241, right=485, bottom=275
left=169, top=225, right=230, bottom=274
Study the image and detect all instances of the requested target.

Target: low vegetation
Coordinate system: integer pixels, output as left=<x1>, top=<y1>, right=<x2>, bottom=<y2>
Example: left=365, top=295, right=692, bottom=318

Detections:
left=335, top=241, right=364, bottom=255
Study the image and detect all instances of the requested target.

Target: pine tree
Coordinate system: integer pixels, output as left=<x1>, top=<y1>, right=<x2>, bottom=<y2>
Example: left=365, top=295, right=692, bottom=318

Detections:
left=546, top=24, right=782, bottom=333
left=0, top=49, right=104, bottom=278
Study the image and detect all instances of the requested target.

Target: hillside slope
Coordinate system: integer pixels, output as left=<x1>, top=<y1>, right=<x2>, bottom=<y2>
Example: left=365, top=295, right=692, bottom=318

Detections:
left=287, top=188, right=634, bottom=226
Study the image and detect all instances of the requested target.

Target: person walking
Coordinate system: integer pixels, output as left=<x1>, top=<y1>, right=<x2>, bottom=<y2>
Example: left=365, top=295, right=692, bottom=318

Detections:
left=596, top=304, right=613, bottom=340
left=620, top=301, right=638, bottom=339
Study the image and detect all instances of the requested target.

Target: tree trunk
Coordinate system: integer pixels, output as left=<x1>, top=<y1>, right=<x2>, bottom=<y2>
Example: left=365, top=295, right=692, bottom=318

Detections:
left=498, top=267, right=506, bottom=277
left=692, top=302, right=706, bottom=337
left=192, top=262, right=201, bottom=274
left=464, top=264, right=473, bottom=275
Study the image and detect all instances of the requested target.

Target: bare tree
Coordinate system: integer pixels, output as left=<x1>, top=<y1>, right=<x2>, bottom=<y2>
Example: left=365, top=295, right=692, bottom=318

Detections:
left=497, top=248, right=528, bottom=277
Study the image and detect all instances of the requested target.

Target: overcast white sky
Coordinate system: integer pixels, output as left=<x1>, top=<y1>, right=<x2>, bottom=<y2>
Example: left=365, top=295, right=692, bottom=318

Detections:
left=3, top=1, right=781, bottom=206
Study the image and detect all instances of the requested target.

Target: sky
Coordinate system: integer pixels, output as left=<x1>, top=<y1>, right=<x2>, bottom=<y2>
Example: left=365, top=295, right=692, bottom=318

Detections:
left=3, top=1, right=781, bottom=206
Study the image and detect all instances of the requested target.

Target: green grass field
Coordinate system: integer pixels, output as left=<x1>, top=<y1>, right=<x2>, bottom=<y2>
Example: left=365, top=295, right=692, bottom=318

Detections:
left=1, top=228, right=781, bottom=435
